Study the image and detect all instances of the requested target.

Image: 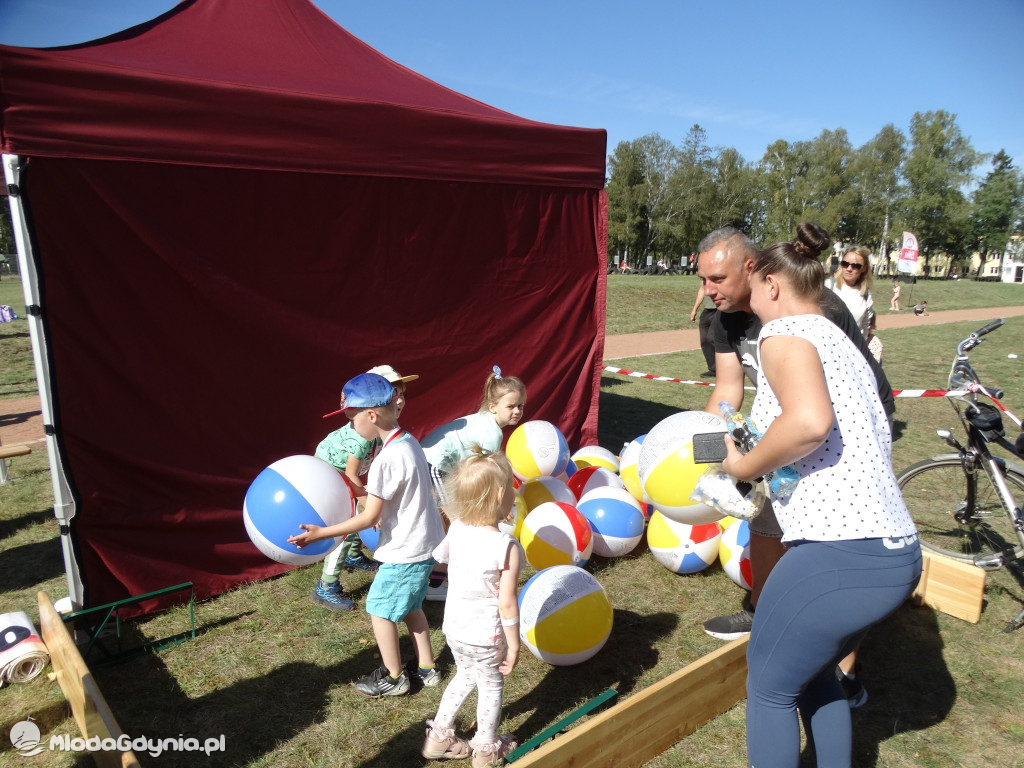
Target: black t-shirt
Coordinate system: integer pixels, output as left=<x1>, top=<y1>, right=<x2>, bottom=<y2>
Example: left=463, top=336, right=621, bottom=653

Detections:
left=710, top=290, right=895, bottom=416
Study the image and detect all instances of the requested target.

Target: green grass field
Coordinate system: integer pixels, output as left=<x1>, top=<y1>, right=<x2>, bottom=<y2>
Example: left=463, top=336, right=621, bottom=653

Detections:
left=2, top=275, right=1023, bottom=767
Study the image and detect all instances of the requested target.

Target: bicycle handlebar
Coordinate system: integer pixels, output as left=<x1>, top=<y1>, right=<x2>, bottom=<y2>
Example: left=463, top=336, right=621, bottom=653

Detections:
left=975, top=318, right=1005, bottom=337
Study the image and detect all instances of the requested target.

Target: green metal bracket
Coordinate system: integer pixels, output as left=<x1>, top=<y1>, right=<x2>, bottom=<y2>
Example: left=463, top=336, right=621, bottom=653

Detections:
left=61, top=582, right=196, bottom=664
left=505, top=687, right=618, bottom=763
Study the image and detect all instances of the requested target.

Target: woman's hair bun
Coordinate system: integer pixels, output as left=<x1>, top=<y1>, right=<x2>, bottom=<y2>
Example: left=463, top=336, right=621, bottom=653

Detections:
left=792, top=222, right=831, bottom=260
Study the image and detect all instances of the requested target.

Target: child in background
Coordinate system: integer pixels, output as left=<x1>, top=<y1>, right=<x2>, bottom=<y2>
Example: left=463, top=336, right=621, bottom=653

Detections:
left=914, top=300, right=929, bottom=317
left=421, top=448, right=522, bottom=768
left=290, top=372, right=445, bottom=697
left=419, top=367, right=527, bottom=600
left=310, top=365, right=418, bottom=611
left=866, top=311, right=883, bottom=364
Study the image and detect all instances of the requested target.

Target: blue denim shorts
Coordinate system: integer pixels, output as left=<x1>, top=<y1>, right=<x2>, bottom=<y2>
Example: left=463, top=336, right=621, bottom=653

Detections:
left=365, top=558, right=435, bottom=623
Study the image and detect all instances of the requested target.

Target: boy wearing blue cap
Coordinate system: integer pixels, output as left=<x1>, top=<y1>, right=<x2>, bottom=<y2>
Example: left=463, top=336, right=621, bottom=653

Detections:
left=310, top=364, right=420, bottom=611
left=290, top=372, right=446, bottom=697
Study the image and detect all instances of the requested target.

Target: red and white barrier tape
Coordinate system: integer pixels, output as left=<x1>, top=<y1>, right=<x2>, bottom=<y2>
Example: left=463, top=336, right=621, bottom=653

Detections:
left=602, top=365, right=966, bottom=399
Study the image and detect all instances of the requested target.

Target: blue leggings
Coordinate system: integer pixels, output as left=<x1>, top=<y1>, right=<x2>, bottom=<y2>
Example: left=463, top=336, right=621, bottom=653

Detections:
left=746, top=536, right=921, bottom=768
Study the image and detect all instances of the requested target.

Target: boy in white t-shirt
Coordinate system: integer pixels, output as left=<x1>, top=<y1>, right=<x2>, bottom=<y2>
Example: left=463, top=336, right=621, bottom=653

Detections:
left=289, top=372, right=446, bottom=697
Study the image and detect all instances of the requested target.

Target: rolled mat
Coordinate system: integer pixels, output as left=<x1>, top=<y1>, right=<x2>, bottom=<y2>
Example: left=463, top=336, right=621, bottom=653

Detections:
left=0, top=611, right=49, bottom=686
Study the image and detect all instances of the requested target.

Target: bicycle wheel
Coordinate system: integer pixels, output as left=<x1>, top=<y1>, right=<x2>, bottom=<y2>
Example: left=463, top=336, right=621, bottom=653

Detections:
left=897, top=456, right=1024, bottom=563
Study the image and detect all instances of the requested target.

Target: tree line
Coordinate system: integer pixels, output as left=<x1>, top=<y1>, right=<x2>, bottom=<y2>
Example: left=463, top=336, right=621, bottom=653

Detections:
left=606, top=110, right=1024, bottom=277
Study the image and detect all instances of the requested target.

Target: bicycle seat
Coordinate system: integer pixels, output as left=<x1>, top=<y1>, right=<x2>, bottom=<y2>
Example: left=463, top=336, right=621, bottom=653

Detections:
left=966, top=402, right=1004, bottom=439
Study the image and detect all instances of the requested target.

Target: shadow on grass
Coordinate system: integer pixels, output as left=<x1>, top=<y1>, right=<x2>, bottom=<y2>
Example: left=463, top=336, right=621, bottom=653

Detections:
left=0, top=536, right=64, bottom=590
left=89, top=629, right=398, bottom=768
left=597, top=391, right=684, bottom=452
left=0, top=507, right=54, bottom=540
left=841, top=604, right=956, bottom=768
left=359, top=609, right=678, bottom=768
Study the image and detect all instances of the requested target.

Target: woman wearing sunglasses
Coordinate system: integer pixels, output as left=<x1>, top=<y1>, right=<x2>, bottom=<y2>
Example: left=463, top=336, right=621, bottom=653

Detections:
left=828, top=246, right=873, bottom=337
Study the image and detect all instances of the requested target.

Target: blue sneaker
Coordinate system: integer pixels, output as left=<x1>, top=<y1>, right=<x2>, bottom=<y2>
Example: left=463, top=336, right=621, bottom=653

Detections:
left=344, top=552, right=380, bottom=572
left=311, top=580, right=354, bottom=611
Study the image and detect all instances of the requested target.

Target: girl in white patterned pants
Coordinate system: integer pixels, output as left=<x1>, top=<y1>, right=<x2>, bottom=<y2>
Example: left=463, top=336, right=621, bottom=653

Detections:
left=422, top=449, right=522, bottom=768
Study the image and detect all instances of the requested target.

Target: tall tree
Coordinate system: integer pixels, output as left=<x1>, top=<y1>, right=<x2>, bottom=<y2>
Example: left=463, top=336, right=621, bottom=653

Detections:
left=605, top=134, right=679, bottom=267
left=902, top=110, right=979, bottom=274
left=971, top=150, right=1023, bottom=269
left=846, top=125, right=907, bottom=270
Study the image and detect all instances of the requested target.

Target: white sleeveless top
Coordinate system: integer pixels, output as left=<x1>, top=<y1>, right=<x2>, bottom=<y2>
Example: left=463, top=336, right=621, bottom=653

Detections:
left=750, top=314, right=916, bottom=543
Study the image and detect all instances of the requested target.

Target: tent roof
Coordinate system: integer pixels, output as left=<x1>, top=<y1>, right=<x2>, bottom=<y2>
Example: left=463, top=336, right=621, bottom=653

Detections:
left=0, top=0, right=606, bottom=187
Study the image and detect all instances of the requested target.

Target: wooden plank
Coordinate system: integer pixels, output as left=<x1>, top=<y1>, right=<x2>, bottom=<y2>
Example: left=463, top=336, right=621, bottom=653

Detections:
left=911, top=549, right=986, bottom=623
left=37, top=591, right=142, bottom=768
left=0, top=444, right=32, bottom=459
left=512, top=636, right=748, bottom=768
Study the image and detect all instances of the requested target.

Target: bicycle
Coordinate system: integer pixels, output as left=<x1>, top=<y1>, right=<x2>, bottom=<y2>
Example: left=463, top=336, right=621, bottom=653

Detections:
left=895, top=319, right=1024, bottom=632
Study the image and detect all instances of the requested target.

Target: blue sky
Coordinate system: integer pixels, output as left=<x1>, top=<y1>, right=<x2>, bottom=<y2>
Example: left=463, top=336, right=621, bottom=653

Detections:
left=2, top=0, right=1022, bottom=175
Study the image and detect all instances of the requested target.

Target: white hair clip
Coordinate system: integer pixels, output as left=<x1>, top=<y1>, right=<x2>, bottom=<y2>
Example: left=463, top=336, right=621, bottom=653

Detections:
left=492, top=365, right=502, bottom=380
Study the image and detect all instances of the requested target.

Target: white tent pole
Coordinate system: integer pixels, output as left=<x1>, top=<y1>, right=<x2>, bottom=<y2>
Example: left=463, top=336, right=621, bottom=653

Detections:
left=3, top=153, right=84, bottom=608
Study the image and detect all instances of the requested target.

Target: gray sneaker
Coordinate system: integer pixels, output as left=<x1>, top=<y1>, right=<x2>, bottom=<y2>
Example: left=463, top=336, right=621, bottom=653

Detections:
left=354, top=665, right=410, bottom=698
left=702, top=608, right=754, bottom=640
left=406, top=661, right=442, bottom=687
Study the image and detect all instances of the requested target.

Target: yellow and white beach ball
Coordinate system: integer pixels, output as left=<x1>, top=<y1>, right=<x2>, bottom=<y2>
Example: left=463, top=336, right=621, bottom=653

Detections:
left=571, top=445, right=620, bottom=473
left=638, top=412, right=727, bottom=525
left=506, top=420, right=571, bottom=481
left=519, top=501, right=593, bottom=569
left=518, top=565, right=613, bottom=665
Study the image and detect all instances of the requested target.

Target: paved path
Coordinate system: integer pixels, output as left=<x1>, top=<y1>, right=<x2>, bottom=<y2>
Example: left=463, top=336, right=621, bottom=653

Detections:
left=3, top=306, right=1022, bottom=447
left=603, top=305, right=1024, bottom=360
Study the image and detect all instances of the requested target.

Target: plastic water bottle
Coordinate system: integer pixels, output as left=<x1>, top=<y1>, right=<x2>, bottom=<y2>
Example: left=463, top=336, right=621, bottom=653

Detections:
left=718, top=402, right=800, bottom=498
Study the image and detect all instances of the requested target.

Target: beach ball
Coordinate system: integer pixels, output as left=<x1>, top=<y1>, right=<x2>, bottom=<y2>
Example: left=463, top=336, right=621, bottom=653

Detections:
left=243, top=455, right=355, bottom=565
left=507, top=420, right=570, bottom=481
left=520, top=501, right=593, bottom=569
left=499, top=491, right=529, bottom=539
left=567, top=465, right=625, bottom=501
left=618, top=434, right=650, bottom=505
left=521, top=476, right=576, bottom=511
left=719, top=519, right=752, bottom=590
left=518, top=565, right=613, bottom=666
left=571, top=445, right=620, bottom=473
left=358, top=526, right=380, bottom=552
left=646, top=510, right=721, bottom=575
left=638, top=412, right=727, bottom=525
left=577, top=487, right=646, bottom=557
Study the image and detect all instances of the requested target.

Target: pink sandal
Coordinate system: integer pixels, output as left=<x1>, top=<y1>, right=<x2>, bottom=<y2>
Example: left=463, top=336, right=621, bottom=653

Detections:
left=422, top=725, right=471, bottom=760
left=472, top=734, right=518, bottom=768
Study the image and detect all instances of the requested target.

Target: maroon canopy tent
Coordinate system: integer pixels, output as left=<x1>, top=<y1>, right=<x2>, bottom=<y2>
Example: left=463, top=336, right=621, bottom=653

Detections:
left=0, top=0, right=607, bottom=611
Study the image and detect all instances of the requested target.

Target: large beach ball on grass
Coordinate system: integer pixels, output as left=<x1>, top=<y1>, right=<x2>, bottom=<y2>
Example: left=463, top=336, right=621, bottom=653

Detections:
left=520, top=502, right=593, bottom=569
left=571, top=445, right=620, bottom=473
left=506, top=420, right=570, bottom=481
left=618, top=434, right=649, bottom=505
left=646, top=511, right=721, bottom=575
left=520, top=476, right=576, bottom=510
left=244, top=455, right=355, bottom=565
left=567, top=465, right=625, bottom=501
left=638, top=412, right=728, bottom=525
left=518, top=566, right=613, bottom=666
left=577, top=487, right=646, bottom=557
left=719, top=519, right=752, bottom=590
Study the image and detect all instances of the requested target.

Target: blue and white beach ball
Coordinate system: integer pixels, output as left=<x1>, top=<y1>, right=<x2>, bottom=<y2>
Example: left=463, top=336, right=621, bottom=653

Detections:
left=243, top=455, right=355, bottom=565
left=577, top=486, right=646, bottom=558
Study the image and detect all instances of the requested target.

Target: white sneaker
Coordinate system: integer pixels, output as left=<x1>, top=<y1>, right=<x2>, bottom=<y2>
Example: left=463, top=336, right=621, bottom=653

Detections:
left=425, top=581, right=448, bottom=601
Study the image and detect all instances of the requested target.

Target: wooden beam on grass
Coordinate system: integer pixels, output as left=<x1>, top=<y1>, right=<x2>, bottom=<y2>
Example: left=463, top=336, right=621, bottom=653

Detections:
left=911, top=549, right=986, bottom=624
left=511, top=636, right=748, bottom=768
left=37, top=591, right=142, bottom=768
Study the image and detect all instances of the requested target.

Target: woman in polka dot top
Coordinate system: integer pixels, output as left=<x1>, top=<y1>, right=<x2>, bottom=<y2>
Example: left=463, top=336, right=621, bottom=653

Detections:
left=721, top=222, right=921, bottom=768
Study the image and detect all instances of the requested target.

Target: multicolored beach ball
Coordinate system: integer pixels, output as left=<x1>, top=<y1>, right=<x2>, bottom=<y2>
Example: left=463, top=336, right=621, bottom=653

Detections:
left=518, top=565, right=613, bottom=665
left=646, top=510, right=721, bottom=574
